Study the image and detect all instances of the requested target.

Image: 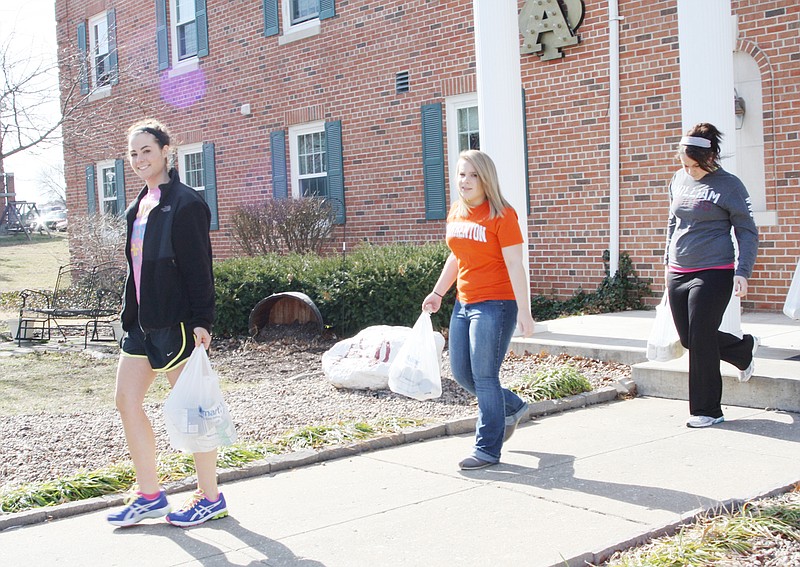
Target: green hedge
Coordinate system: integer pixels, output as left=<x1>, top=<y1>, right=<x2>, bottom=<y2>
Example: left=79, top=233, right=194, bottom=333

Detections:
left=213, top=243, right=454, bottom=337
left=213, top=245, right=650, bottom=339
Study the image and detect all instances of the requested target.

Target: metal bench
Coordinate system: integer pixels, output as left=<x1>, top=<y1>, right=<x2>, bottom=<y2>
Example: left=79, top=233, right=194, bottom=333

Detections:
left=16, top=262, right=126, bottom=347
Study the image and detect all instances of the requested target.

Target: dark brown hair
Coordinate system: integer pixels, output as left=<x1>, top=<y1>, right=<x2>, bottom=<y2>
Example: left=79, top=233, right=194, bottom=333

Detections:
left=677, top=122, right=723, bottom=173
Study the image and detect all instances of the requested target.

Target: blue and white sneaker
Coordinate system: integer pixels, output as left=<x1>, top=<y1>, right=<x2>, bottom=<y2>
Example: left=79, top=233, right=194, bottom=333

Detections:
left=107, top=490, right=171, bottom=527
left=166, top=490, right=228, bottom=527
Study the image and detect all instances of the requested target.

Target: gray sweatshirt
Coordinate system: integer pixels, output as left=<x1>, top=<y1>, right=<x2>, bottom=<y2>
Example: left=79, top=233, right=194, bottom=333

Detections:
left=664, top=168, right=759, bottom=278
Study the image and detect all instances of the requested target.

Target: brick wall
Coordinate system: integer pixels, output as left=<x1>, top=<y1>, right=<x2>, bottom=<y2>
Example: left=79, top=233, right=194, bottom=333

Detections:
left=55, top=0, right=800, bottom=311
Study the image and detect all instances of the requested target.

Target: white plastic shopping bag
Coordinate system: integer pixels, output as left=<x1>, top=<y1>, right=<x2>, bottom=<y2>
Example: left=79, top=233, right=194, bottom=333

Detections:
left=646, top=291, right=686, bottom=362
left=719, top=289, right=743, bottom=339
left=387, top=311, right=442, bottom=401
left=163, top=346, right=238, bottom=453
left=783, top=259, right=800, bottom=319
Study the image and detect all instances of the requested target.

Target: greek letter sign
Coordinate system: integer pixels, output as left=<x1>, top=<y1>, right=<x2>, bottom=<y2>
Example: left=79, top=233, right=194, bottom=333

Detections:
left=520, top=0, right=585, bottom=61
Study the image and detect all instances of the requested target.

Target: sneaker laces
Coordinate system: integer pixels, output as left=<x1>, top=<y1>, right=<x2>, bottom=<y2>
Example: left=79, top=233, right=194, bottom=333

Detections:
left=179, top=489, right=206, bottom=511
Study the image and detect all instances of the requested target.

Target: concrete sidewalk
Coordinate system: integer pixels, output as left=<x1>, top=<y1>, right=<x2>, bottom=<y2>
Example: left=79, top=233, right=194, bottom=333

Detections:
left=0, top=397, right=798, bottom=567
left=0, top=310, right=798, bottom=566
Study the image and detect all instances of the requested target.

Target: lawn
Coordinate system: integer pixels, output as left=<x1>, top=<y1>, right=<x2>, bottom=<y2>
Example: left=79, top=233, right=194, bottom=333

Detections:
left=0, top=233, right=70, bottom=328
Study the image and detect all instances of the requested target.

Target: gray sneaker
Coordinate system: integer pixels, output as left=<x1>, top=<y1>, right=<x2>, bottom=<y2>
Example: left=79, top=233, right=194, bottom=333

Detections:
left=738, top=335, right=760, bottom=382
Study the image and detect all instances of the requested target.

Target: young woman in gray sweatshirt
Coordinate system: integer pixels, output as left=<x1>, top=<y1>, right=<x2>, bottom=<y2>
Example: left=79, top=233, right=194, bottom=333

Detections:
left=664, top=122, right=760, bottom=428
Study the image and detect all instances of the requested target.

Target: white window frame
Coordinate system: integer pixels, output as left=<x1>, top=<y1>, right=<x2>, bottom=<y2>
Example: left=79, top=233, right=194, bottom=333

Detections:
left=445, top=93, right=480, bottom=202
left=288, top=121, right=326, bottom=198
left=96, top=160, right=118, bottom=215
left=169, top=0, right=198, bottom=67
left=88, top=12, right=111, bottom=91
left=279, top=0, right=321, bottom=45
left=178, top=143, right=205, bottom=197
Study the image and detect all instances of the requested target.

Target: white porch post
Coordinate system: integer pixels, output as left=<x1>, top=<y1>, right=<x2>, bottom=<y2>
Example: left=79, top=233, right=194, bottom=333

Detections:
left=678, top=0, right=737, bottom=173
left=473, top=0, right=530, bottom=280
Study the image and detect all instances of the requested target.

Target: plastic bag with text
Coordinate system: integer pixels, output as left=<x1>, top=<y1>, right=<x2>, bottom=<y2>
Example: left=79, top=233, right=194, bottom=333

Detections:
left=163, top=346, right=238, bottom=453
left=387, top=311, right=442, bottom=401
left=646, top=291, right=686, bottom=362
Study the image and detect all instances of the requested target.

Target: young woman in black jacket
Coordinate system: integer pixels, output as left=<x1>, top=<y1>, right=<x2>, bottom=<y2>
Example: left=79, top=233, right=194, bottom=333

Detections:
left=107, top=119, right=225, bottom=527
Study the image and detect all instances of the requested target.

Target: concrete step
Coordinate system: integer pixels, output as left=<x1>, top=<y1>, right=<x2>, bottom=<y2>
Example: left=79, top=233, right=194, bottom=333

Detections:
left=511, top=312, right=800, bottom=414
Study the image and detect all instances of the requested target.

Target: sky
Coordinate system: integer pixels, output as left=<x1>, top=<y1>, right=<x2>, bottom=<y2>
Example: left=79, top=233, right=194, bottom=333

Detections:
left=0, top=0, right=63, bottom=204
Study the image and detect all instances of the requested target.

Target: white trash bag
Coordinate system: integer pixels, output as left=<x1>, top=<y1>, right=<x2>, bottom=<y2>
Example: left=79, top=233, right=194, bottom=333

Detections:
left=646, top=291, right=685, bottom=362
left=163, top=346, right=238, bottom=453
left=322, top=324, right=444, bottom=390
left=783, top=259, right=800, bottom=319
left=387, top=311, right=443, bottom=401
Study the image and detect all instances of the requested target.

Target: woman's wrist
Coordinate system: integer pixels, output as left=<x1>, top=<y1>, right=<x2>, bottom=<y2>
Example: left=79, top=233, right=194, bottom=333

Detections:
left=433, top=290, right=444, bottom=298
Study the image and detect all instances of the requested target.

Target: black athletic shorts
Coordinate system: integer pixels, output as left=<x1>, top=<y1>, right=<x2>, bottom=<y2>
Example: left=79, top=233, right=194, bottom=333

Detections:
left=121, top=322, right=194, bottom=372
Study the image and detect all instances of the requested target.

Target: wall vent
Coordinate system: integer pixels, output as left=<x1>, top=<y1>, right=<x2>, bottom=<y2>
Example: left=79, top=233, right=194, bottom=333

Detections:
left=395, top=71, right=410, bottom=93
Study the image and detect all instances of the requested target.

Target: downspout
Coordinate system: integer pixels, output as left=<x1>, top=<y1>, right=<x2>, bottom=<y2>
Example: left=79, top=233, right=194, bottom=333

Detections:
left=609, top=0, right=622, bottom=276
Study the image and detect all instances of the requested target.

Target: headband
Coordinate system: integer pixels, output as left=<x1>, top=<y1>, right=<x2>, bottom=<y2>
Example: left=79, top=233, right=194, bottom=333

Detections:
left=679, top=136, right=711, bottom=148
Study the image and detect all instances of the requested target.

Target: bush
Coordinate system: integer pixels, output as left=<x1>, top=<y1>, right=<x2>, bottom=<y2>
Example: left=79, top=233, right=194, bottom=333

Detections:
left=213, top=246, right=650, bottom=338
left=68, top=213, right=126, bottom=267
left=213, top=242, right=454, bottom=337
left=530, top=251, right=650, bottom=321
left=230, top=198, right=335, bottom=256
left=509, top=364, right=593, bottom=401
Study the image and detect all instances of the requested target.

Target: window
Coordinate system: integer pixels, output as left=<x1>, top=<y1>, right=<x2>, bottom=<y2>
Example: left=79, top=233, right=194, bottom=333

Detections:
left=89, top=13, right=111, bottom=88
left=445, top=93, right=480, bottom=201
left=291, top=0, right=319, bottom=24
left=173, top=0, right=197, bottom=60
left=178, top=144, right=205, bottom=197
left=289, top=122, right=327, bottom=198
left=158, top=0, right=208, bottom=70
left=78, top=10, right=118, bottom=94
left=177, top=142, right=219, bottom=230
left=270, top=0, right=335, bottom=42
left=97, top=160, right=119, bottom=214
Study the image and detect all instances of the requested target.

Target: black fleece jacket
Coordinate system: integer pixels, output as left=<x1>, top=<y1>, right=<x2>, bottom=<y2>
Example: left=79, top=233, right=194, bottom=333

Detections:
left=121, top=169, right=215, bottom=333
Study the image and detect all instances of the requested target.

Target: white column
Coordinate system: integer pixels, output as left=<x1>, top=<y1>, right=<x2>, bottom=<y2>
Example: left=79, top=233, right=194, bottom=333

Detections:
left=678, top=0, right=737, bottom=173
left=473, top=0, right=529, bottom=276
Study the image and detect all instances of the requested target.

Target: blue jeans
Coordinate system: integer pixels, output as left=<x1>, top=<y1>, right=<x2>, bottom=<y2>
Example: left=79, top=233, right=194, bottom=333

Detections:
left=449, top=299, right=528, bottom=462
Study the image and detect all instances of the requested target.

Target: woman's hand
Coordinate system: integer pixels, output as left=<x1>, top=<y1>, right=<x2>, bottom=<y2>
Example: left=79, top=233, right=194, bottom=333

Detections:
left=734, top=276, right=749, bottom=298
left=194, top=327, right=212, bottom=350
left=516, top=310, right=535, bottom=338
left=422, top=293, right=442, bottom=314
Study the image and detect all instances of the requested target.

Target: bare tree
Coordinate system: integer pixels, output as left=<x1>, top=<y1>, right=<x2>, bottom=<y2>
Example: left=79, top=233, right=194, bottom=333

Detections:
left=36, top=162, right=66, bottom=208
left=0, top=26, right=129, bottom=194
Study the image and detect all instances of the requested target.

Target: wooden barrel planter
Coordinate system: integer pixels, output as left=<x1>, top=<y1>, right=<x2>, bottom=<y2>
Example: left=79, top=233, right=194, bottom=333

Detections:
left=248, top=292, right=324, bottom=336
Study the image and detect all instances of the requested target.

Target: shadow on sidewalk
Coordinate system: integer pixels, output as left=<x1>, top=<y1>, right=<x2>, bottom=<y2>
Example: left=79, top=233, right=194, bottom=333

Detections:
left=113, top=517, right=327, bottom=566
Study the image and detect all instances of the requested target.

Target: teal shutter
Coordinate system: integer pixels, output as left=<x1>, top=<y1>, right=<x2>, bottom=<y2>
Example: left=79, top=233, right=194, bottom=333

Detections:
left=263, top=0, right=279, bottom=36
left=107, top=9, right=119, bottom=85
left=114, top=159, right=126, bottom=214
left=85, top=165, right=96, bottom=214
left=421, top=103, right=446, bottom=220
left=195, top=0, right=209, bottom=57
left=270, top=130, right=287, bottom=199
left=325, top=120, right=345, bottom=224
left=202, top=142, right=219, bottom=230
left=77, top=22, right=89, bottom=94
left=156, top=0, right=169, bottom=70
left=319, top=0, right=336, bottom=20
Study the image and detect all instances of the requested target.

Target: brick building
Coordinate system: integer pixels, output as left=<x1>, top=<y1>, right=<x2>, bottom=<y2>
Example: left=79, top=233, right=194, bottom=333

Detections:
left=54, top=0, right=800, bottom=311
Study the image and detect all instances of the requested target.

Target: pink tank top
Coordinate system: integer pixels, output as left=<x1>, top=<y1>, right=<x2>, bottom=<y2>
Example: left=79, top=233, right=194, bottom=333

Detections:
left=130, top=188, right=161, bottom=304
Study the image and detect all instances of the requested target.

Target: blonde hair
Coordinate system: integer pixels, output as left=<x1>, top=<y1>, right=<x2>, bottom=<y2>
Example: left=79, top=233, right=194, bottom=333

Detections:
left=451, top=150, right=512, bottom=219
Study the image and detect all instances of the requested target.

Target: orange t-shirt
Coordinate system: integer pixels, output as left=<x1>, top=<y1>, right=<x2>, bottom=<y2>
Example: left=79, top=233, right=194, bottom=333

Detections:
left=446, top=201, right=523, bottom=304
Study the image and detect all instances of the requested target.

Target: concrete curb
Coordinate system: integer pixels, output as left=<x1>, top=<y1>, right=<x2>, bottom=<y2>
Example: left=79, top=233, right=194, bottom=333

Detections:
left=0, top=383, right=630, bottom=532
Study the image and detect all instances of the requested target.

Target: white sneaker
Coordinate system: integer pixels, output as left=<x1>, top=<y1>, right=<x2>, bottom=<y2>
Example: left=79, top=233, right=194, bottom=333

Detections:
left=737, top=335, right=760, bottom=382
left=686, top=415, right=725, bottom=428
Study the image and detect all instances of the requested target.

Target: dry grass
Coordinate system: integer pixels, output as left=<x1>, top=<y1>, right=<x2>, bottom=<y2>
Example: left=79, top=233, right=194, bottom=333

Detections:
left=0, top=233, right=70, bottom=327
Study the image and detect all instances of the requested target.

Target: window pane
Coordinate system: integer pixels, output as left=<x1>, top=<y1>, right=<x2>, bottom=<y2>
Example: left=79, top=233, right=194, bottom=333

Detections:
left=457, top=106, right=480, bottom=152
left=178, top=22, right=198, bottom=59
left=298, top=131, right=326, bottom=175
left=300, top=177, right=327, bottom=198
left=292, top=0, right=319, bottom=24
left=176, top=0, right=195, bottom=25
left=183, top=152, right=204, bottom=189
